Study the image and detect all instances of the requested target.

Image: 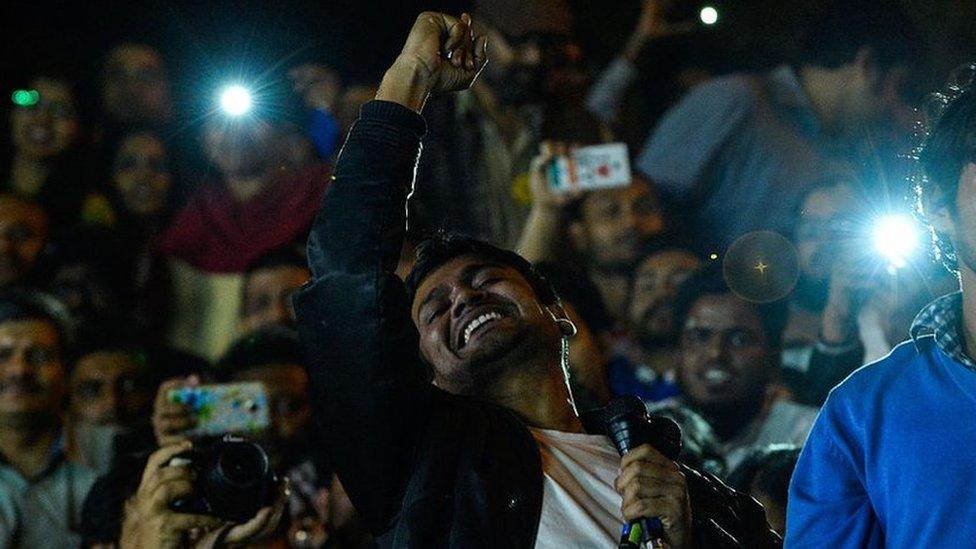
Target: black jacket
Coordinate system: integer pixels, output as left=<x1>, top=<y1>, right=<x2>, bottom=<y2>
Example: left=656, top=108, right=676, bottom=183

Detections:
left=294, top=100, right=781, bottom=548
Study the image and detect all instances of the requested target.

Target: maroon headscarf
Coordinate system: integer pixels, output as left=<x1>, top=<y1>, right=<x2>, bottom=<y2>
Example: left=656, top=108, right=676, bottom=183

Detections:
left=160, top=164, right=330, bottom=273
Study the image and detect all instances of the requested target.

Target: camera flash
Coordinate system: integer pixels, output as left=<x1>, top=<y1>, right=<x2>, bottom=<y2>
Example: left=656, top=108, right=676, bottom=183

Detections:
left=872, top=214, right=920, bottom=269
left=220, top=85, right=253, bottom=116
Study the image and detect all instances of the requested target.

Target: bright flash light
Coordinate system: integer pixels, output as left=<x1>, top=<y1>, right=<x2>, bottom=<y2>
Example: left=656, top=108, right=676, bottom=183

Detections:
left=219, top=85, right=253, bottom=116
left=700, top=6, right=719, bottom=25
left=872, top=214, right=920, bottom=269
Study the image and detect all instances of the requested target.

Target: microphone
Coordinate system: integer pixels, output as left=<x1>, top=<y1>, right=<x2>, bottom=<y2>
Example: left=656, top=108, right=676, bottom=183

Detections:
left=583, top=396, right=682, bottom=549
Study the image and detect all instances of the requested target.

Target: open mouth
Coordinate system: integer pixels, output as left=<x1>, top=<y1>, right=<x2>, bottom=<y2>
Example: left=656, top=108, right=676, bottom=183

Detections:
left=698, top=365, right=735, bottom=391
left=455, top=307, right=510, bottom=351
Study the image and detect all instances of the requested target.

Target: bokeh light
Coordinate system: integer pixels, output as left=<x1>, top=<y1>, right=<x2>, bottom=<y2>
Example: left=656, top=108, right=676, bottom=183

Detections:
left=11, top=89, right=39, bottom=107
left=700, top=6, right=719, bottom=25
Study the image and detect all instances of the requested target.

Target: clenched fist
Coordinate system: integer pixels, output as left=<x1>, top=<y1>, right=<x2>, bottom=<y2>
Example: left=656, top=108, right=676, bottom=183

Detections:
left=376, top=12, right=489, bottom=112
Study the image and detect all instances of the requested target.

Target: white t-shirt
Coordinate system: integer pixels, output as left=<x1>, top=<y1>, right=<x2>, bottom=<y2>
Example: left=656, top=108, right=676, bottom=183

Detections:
left=531, top=428, right=624, bottom=548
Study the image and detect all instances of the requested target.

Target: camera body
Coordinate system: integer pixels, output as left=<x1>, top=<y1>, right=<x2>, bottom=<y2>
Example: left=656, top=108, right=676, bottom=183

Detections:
left=169, top=436, right=278, bottom=523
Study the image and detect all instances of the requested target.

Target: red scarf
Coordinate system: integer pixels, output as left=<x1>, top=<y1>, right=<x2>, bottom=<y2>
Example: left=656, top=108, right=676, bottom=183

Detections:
left=160, top=164, right=330, bottom=272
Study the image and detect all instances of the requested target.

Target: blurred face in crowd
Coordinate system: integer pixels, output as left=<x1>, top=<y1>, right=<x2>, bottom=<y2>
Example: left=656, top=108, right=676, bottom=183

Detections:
left=629, top=250, right=701, bottom=346
left=832, top=49, right=895, bottom=134
left=794, top=184, right=856, bottom=283
left=412, top=255, right=561, bottom=395
left=10, top=77, right=79, bottom=160
left=203, top=118, right=275, bottom=177
left=233, top=364, right=311, bottom=468
left=49, top=262, right=118, bottom=332
left=70, top=351, right=153, bottom=426
left=570, top=178, right=666, bottom=272
left=0, top=197, right=48, bottom=288
left=239, top=264, right=309, bottom=334
left=112, top=133, right=171, bottom=217
left=70, top=350, right=154, bottom=472
left=101, top=43, right=172, bottom=124
left=479, top=27, right=545, bottom=105
left=0, top=319, right=64, bottom=423
left=678, top=293, right=772, bottom=412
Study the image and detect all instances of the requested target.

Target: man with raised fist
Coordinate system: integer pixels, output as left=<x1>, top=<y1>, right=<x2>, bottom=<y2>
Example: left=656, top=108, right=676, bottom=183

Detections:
left=295, top=12, right=780, bottom=548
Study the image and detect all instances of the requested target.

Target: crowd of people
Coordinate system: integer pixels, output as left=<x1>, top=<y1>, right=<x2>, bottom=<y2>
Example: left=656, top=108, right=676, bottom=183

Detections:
left=0, top=0, right=970, bottom=547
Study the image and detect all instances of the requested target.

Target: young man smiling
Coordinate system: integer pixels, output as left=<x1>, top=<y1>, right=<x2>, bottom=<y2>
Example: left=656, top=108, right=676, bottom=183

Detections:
left=294, top=11, right=779, bottom=548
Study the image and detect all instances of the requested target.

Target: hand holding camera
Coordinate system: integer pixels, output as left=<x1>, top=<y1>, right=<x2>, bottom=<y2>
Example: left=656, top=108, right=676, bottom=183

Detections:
left=122, top=441, right=287, bottom=548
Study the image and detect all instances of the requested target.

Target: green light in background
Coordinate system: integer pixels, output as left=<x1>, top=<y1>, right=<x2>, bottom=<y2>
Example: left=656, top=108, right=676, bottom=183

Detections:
left=11, top=89, right=39, bottom=107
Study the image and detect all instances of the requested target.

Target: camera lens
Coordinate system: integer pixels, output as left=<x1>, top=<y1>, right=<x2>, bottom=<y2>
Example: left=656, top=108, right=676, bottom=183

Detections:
left=216, top=441, right=269, bottom=486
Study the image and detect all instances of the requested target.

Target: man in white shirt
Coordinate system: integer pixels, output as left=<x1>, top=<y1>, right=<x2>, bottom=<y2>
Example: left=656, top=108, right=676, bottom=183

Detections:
left=295, top=11, right=780, bottom=548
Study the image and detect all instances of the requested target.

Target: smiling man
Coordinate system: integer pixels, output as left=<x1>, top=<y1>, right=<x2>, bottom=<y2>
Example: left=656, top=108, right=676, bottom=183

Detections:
left=294, top=11, right=778, bottom=548
left=0, top=290, right=98, bottom=548
left=654, top=266, right=817, bottom=476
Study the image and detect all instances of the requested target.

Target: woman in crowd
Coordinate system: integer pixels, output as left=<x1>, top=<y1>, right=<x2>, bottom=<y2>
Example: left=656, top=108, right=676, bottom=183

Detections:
left=3, top=70, right=112, bottom=228
left=105, top=130, right=176, bottom=343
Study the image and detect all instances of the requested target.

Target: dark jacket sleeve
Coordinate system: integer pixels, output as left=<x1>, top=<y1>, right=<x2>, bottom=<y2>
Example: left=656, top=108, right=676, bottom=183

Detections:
left=683, top=465, right=783, bottom=548
left=293, top=100, right=434, bottom=533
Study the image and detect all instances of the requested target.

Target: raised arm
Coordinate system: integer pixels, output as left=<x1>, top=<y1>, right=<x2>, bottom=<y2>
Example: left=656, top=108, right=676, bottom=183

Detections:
left=293, top=12, right=487, bottom=534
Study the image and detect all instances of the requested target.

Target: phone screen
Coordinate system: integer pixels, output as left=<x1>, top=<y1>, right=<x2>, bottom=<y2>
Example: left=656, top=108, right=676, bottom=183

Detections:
left=168, top=382, right=271, bottom=437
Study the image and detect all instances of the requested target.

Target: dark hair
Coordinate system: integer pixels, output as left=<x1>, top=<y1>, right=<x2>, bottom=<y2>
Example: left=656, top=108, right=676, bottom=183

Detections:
left=671, top=264, right=788, bottom=350
left=797, top=0, right=920, bottom=71
left=563, top=174, right=666, bottom=227
left=218, top=325, right=304, bottom=374
left=917, top=73, right=976, bottom=272
left=726, top=444, right=801, bottom=510
left=534, top=262, right=613, bottom=333
left=0, top=289, right=75, bottom=359
left=245, top=245, right=309, bottom=276
left=102, top=127, right=181, bottom=221
left=405, top=232, right=558, bottom=306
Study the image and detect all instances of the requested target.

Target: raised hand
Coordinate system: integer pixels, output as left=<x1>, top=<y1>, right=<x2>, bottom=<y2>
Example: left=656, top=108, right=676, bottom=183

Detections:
left=152, top=376, right=199, bottom=446
left=377, top=12, right=489, bottom=112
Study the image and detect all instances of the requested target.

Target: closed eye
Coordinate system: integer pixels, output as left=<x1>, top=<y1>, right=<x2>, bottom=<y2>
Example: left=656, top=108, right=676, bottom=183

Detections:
left=426, top=305, right=447, bottom=326
left=474, top=277, right=501, bottom=290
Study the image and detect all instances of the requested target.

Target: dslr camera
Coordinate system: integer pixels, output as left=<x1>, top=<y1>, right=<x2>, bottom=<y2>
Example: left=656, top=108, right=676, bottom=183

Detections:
left=168, top=435, right=279, bottom=523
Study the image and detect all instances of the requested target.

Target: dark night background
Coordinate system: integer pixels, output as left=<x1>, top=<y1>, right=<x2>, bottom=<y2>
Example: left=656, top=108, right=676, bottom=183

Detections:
left=1, top=0, right=974, bottom=107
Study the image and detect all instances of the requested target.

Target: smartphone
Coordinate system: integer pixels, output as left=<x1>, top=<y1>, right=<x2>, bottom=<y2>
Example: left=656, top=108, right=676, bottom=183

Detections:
left=548, top=143, right=632, bottom=194
left=168, top=382, right=270, bottom=437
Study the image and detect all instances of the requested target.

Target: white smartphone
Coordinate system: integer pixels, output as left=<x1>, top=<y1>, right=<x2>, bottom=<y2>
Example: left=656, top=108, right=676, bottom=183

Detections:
left=548, top=143, right=632, bottom=194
